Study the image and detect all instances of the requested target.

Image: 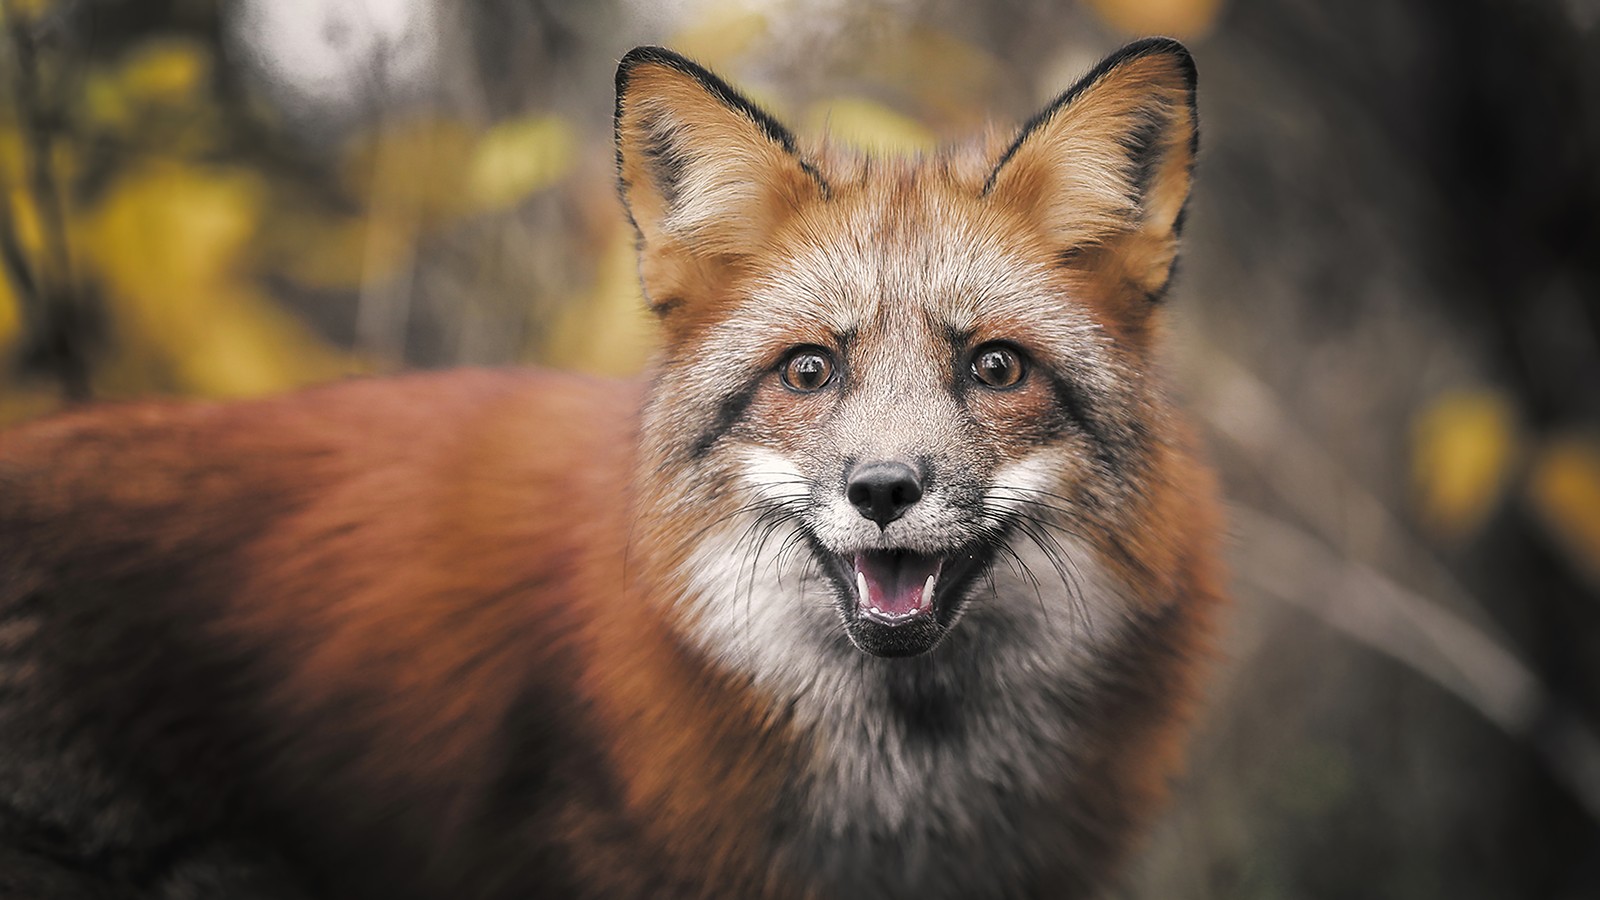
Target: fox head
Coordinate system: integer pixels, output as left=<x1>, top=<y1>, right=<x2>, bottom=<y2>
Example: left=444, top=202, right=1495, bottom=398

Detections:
left=615, top=41, right=1198, bottom=667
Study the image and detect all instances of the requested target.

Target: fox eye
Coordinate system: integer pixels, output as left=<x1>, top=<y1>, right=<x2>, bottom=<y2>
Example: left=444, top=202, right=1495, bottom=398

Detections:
left=970, top=343, right=1026, bottom=389
left=781, top=347, right=836, bottom=392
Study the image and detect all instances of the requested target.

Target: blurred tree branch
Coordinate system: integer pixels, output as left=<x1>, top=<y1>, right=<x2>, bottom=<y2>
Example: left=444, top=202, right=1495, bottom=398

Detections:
left=1231, top=503, right=1600, bottom=823
left=1195, top=336, right=1600, bottom=824
left=1, top=0, right=93, bottom=401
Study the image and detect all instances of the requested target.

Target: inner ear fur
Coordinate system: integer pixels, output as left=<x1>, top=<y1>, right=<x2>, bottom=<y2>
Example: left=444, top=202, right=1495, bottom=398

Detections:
left=986, top=38, right=1198, bottom=305
left=614, top=47, right=826, bottom=315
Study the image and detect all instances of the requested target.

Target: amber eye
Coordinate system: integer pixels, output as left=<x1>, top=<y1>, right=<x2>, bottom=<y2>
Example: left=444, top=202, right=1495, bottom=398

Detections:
left=970, top=343, right=1026, bottom=388
left=781, top=347, right=835, bottom=392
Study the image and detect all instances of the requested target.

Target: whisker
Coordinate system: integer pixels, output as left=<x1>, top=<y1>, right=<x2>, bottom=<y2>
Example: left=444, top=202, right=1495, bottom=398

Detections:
left=681, top=497, right=801, bottom=548
left=1014, top=516, right=1098, bottom=638
left=986, top=486, right=1148, bottom=580
left=970, top=506, right=1099, bottom=639
left=745, top=510, right=802, bottom=600
left=711, top=501, right=807, bottom=653
left=985, top=484, right=1084, bottom=508
left=990, top=536, right=1047, bottom=616
left=774, top=526, right=816, bottom=583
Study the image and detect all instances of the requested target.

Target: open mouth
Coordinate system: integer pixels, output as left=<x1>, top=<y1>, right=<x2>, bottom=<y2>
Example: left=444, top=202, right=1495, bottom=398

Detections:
left=853, top=550, right=942, bottom=625
left=826, top=545, right=992, bottom=656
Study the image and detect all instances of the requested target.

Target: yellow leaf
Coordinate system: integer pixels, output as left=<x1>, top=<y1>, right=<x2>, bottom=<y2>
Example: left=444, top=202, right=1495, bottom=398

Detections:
left=671, top=3, right=770, bottom=65
left=82, top=71, right=134, bottom=130
left=119, top=40, right=209, bottom=104
left=85, top=163, right=258, bottom=289
left=540, top=229, right=653, bottom=376
left=465, top=115, right=575, bottom=213
left=1085, top=0, right=1227, bottom=38
left=1529, top=435, right=1600, bottom=587
left=1412, top=389, right=1519, bottom=540
left=253, top=206, right=410, bottom=292
left=0, top=253, right=18, bottom=346
left=79, top=163, right=347, bottom=397
left=803, top=97, right=935, bottom=154
left=342, top=118, right=478, bottom=223
left=6, top=186, right=44, bottom=266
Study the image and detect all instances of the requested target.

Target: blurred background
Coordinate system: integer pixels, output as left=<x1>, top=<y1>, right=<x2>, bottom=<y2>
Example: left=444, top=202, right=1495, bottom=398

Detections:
left=0, top=0, right=1596, bottom=896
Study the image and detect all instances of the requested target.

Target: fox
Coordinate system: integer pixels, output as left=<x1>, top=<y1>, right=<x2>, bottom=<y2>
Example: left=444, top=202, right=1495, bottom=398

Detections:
left=0, top=38, right=1223, bottom=900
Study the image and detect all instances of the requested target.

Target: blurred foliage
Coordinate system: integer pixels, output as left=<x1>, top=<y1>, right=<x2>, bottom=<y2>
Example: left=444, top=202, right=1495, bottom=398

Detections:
left=540, top=228, right=653, bottom=377
left=82, top=162, right=347, bottom=396
left=1412, top=388, right=1519, bottom=541
left=1412, top=389, right=1600, bottom=588
left=1529, top=435, right=1600, bottom=589
left=1, top=0, right=1598, bottom=897
left=465, top=115, right=575, bottom=212
left=1085, top=0, right=1224, bottom=38
left=0, top=0, right=585, bottom=417
left=1, top=2, right=342, bottom=405
left=801, top=97, right=934, bottom=154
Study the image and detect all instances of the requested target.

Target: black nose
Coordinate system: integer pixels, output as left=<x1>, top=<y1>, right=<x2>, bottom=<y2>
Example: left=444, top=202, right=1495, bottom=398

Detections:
left=846, top=461, right=924, bottom=527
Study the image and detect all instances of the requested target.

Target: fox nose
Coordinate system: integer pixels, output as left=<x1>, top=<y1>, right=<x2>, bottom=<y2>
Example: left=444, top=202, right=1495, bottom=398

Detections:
left=846, top=461, right=924, bottom=527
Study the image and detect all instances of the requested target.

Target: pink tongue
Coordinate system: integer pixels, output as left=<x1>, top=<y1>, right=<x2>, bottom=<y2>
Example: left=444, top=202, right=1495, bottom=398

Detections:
left=854, top=551, right=942, bottom=616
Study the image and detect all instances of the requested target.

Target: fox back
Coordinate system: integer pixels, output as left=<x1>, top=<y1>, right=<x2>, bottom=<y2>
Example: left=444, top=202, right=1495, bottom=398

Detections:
left=0, top=40, right=1224, bottom=900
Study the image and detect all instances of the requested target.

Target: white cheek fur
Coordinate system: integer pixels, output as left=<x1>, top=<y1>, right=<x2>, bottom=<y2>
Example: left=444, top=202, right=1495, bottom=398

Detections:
left=985, top=453, right=1065, bottom=515
left=734, top=446, right=807, bottom=502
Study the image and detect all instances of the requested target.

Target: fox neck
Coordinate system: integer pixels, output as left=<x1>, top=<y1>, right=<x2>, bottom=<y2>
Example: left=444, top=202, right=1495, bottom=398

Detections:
left=631, top=498, right=1137, bottom=894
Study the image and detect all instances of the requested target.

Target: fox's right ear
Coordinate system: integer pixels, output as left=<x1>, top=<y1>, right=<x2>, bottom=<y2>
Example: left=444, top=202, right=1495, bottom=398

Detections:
left=615, top=48, right=826, bottom=316
left=986, top=38, right=1198, bottom=310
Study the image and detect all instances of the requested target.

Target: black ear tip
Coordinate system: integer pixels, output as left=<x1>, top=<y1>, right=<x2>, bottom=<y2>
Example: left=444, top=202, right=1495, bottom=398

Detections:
left=618, top=46, right=669, bottom=91
left=616, top=46, right=698, bottom=97
left=611, top=46, right=807, bottom=162
left=1113, top=36, right=1197, bottom=90
left=619, top=46, right=688, bottom=71
left=616, top=46, right=722, bottom=93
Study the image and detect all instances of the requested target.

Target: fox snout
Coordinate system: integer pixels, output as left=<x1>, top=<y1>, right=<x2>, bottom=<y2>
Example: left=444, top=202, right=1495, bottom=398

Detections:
left=845, top=460, right=924, bottom=527
left=792, top=449, right=990, bottom=657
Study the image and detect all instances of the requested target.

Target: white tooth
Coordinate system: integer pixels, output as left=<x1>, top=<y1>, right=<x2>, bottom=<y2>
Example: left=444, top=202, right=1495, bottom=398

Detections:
left=921, top=573, right=936, bottom=609
left=856, top=570, right=869, bottom=603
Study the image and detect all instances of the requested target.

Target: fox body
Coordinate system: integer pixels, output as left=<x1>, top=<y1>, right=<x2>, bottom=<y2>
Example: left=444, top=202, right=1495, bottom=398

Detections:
left=0, top=40, right=1223, bottom=899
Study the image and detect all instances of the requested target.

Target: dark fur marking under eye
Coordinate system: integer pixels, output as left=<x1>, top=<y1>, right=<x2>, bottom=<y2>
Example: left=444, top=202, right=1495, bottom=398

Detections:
left=1043, top=372, right=1095, bottom=437
left=690, top=376, right=763, bottom=458
left=1039, top=371, right=1129, bottom=475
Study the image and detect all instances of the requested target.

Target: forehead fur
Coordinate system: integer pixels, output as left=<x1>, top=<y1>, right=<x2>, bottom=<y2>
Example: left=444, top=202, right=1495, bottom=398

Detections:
left=756, top=150, right=1081, bottom=328
left=685, top=153, right=1115, bottom=377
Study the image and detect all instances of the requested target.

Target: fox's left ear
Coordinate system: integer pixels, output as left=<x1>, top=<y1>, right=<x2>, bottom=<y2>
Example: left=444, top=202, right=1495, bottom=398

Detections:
left=615, top=47, right=826, bottom=317
left=987, top=38, right=1197, bottom=305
